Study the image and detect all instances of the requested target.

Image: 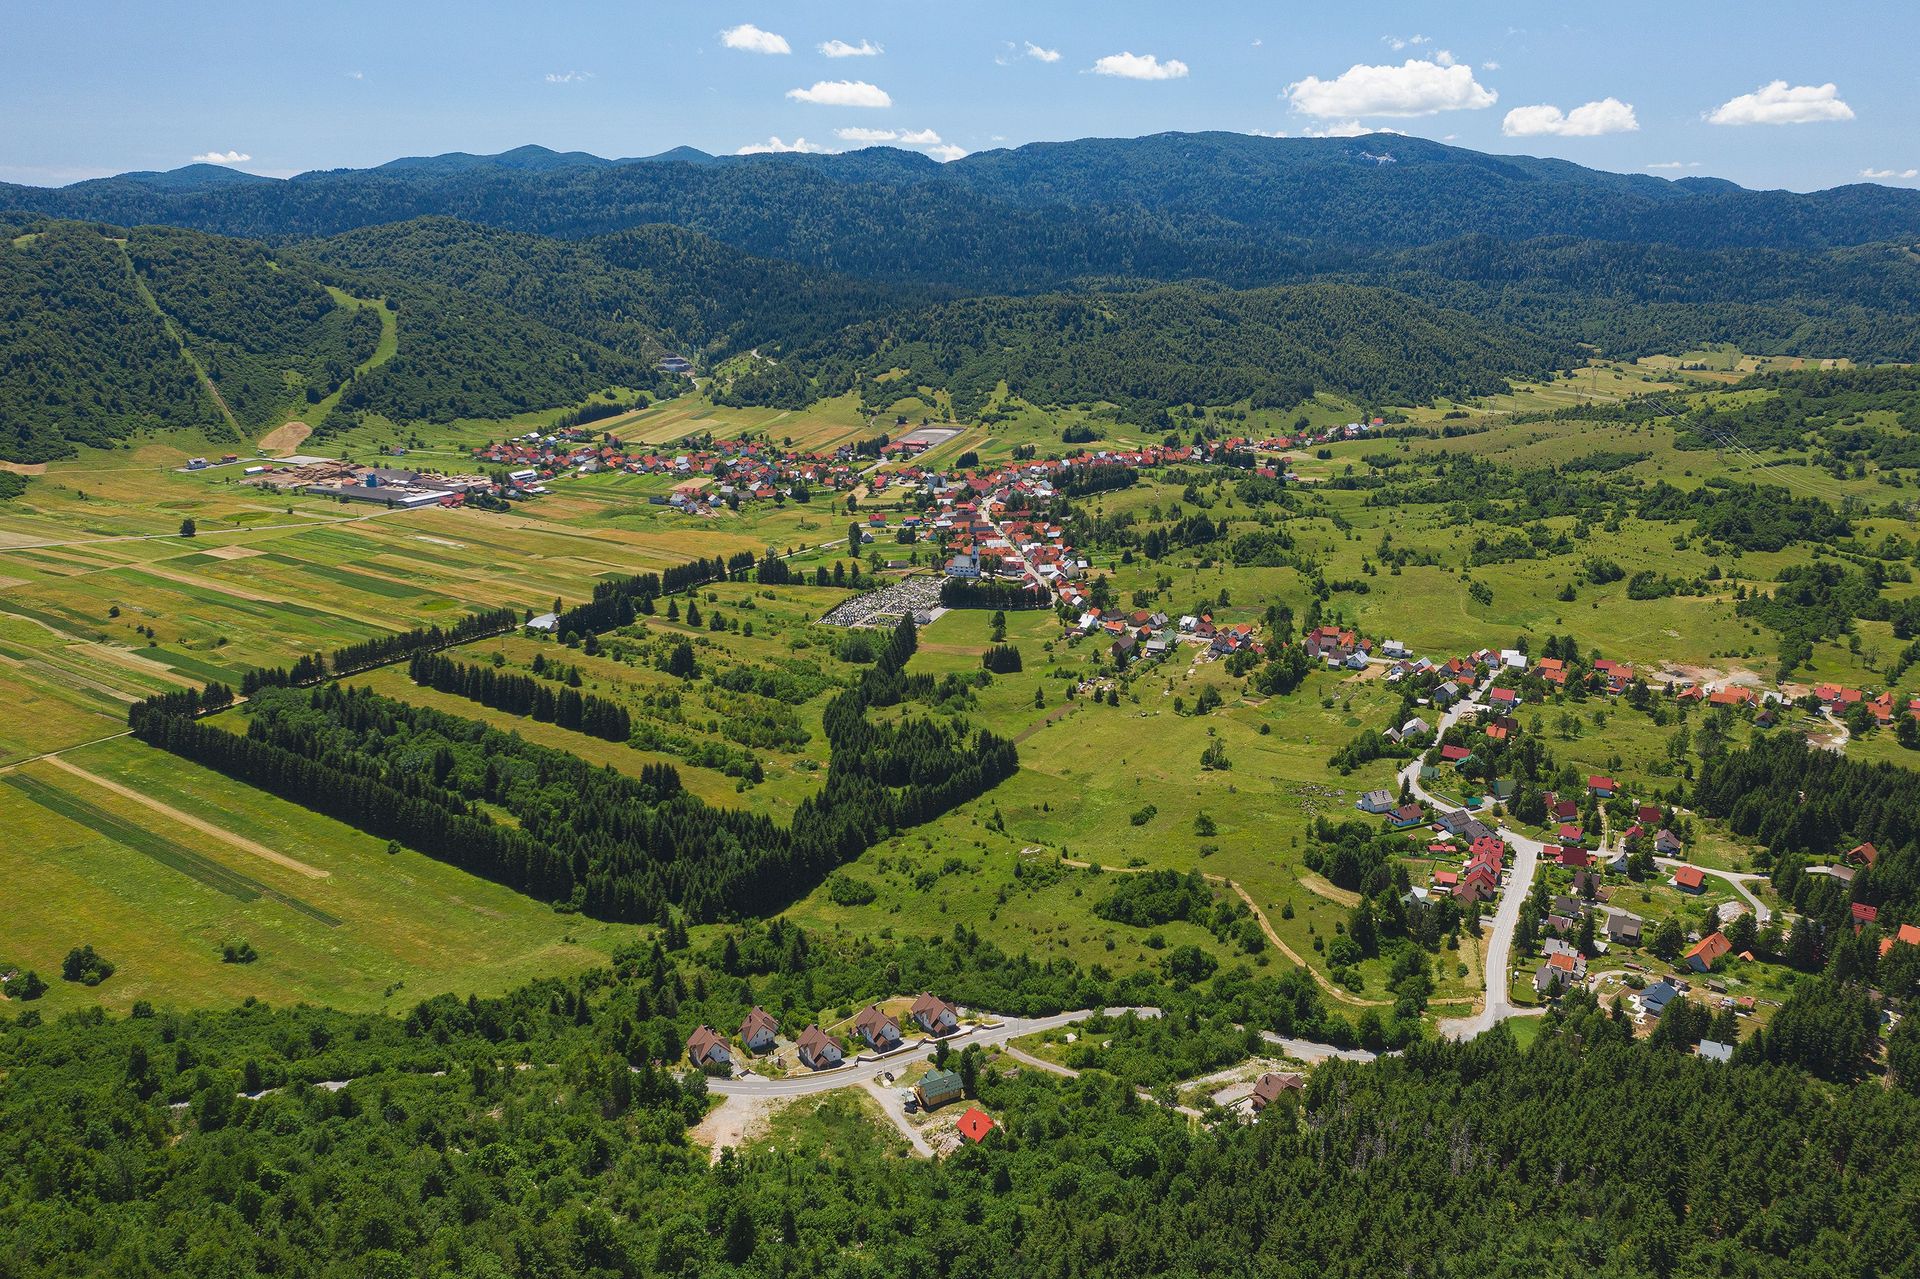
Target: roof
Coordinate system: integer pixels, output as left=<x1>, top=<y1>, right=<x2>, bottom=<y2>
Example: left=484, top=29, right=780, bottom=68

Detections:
left=911, top=992, right=956, bottom=1020
left=1685, top=932, right=1732, bottom=966
left=1250, top=1072, right=1304, bottom=1107
left=740, top=1007, right=778, bottom=1039
left=796, top=1025, right=838, bottom=1056
left=956, top=1107, right=997, bottom=1142
left=918, top=1067, right=964, bottom=1097
left=687, top=1025, right=727, bottom=1059
left=1672, top=866, right=1706, bottom=889
left=853, top=1004, right=899, bottom=1037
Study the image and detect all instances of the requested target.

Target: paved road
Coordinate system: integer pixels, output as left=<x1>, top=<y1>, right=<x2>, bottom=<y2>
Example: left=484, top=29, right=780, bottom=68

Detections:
left=706, top=1007, right=1162, bottom=1098
left=1395, top=680, right=1548, bottom=1041
left=1655, top=857, right=1773, bottom=924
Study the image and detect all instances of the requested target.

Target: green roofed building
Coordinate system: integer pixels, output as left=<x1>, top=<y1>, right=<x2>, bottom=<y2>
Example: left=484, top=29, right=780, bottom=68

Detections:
left=914, top=1068, right=965, bottom=1111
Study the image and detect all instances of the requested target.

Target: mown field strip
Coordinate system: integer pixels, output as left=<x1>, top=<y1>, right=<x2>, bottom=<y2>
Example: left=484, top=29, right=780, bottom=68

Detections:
left=3, top=771, right=341, bottom=925
left=41, top=753, right=330, bottom=880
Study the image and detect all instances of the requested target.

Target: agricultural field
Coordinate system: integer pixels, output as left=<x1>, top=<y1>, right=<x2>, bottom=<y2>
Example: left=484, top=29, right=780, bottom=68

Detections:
left=6, top=355, right=1919, bottom=1032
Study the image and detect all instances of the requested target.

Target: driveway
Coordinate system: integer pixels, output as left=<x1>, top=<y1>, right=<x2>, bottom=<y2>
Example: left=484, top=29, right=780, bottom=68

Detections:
left=1654, top=857, right=1773, bottom=924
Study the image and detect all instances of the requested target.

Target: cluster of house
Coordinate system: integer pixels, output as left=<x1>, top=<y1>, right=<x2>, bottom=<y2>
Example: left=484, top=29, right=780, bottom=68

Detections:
left=1810, top=683, right=1915, bottom=728
left=473, top=431, right=870, bottom=512
left=1359, top=788, right=1515, bottom=909
left=684, top=993, right=961, bottom=1075
left=1066, top=608, right=1263, bottom=666
left=1251, top=418, right=1382, bottom=451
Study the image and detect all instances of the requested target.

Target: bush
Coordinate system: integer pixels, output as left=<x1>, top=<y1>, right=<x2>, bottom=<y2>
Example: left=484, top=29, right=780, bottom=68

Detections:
left=221, top=939, right=259, bottom=964
left=826, top=875, right=878, bottom=907
left=60, top=945, right=114, bottom=986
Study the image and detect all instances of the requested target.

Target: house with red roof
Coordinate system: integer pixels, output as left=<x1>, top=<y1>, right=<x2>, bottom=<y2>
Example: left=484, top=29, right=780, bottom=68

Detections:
left=1440, top=744, right=1472, bottom=764
left=1851, top=902, right=1879, bottom=928
left=956, top=1107, right=997, bottom=1143
left=1848, top=842, right=1878, bottom=866
left=1588, top=775, right=1617, bottom=797
left=1671, top=865, right=1706, bottom=893
left=1684, top=932, right=1732, bottom=972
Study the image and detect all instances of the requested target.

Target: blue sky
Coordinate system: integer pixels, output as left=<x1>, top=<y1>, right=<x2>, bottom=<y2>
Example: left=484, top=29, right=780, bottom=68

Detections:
left=3, top=1, right=1913, bottom=191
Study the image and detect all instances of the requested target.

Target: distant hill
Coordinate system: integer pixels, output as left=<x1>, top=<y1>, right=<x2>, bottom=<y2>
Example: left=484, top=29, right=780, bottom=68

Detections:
left=710, top=281, right=1564, bottom=422
left=9, top=134, right=1920, bottom=292
left=292, top=217, right=925, bottom=365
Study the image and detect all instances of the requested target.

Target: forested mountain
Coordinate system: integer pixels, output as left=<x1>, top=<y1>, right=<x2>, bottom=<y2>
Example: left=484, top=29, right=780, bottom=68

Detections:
left=715, top=282, right=1561, bottom=420
left=9, top=134, right=1920, bottom=288
left=1334, top=234, right=1920, bottom=363
left=7, top=133, right=1920, bottom=461
left=0, top=219, right=659, bottom=460
left=0, top=221, right=224, bottom=462
left=125, top=225, right=382, bottom=427
left=293, top=217, right=921, bottom=364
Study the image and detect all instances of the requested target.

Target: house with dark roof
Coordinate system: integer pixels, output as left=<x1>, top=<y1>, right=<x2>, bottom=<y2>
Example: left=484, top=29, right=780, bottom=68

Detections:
left=1249, top=1072, right=1305, bottom=1114
left=1654, top=829, right=1684, bottom=856
left=1387, top=802, right=1426, bottom=829
left=911, top=993, right=959, bottom=1036
left=739, top=1007, right=779, bottom=1055
left=1697, top=1039, right=1734, bottom=1063
left=1606, top=911, right=1643, bottom=945
left=1638, top=979, right=1680, bottom=1017
left=687, top=1026, right=732, bottom=1069
left=852, top=1005, right=903, bottom=1052
left=796, top=1025, right=844, bottom=1070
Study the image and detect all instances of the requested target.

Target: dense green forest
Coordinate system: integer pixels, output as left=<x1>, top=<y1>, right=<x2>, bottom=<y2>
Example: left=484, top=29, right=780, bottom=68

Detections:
left=124, top=225, right=381, bottom=427
left=0, top=219, right=661, bottom=458
left=4, top=932, right=1917, bottom=1279
left=0, top=221, right=222, bottom=462
left=716, top=283, right=1561, bottom=420
left=294, top=217, right=923, bottom=367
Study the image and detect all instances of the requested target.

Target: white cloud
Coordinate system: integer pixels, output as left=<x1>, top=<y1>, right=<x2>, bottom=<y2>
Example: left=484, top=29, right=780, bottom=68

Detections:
left=720, top=23, right=790, bottom=55
left=1287, top=59, right=1496, bottom=118
left=1092, top=51, right=1189, bottom=81
left=1501, top=97, right=1638, bottom=137
left=786, top=80, right=892, bottom=108
left=1383, top=34, right=1431, bottom=51
left=1433, top=50, right=1456, bottom=67
left=1707, top=80, right=1852, bottom=126
left=1025, top=42, right=1061, bottom=63
left=1250, top=122, right=1405, bottom=139
left=736, top=135, right=828, bottom=155
left=344, top=70, right=364, bottom=80
left=545, top=71, right=593, bottom=84
left=1481, top=61, right=1500, bottom=72
left=820, top=38, right=881, bottom=58
left=1862, top=167, right=1918, bottom=180
left=1646, top=160, right=1701, bottom=171
left=191, top=150, right=251, bottom=164
left=928, top=144, right=968, bottom=162
left=834, top=126, right=943, bottom=146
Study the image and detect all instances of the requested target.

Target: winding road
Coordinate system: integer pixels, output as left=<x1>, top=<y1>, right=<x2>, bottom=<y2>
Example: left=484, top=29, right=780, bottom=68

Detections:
left=1394, top=680, right=1549, bottom=1041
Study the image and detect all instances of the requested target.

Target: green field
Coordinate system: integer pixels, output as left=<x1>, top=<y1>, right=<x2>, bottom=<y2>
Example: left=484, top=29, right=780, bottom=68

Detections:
left=6, top=356, right=1917, bottom=1026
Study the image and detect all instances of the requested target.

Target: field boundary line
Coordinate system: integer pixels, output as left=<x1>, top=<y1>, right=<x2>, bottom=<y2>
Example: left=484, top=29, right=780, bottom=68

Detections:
left=40, top=753, right=330, bottom=880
